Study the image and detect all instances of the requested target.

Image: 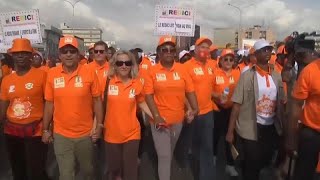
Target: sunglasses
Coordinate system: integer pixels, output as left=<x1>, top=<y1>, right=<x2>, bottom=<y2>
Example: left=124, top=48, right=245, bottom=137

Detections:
left=223, top=57, right=234, bottom=62
left=60, top=49, right=78, bottom=54
left=161, top=48, right=176, bottom=54
left=94, top=50, right=105, bottom=54
left=115, top=61, right=133, bottom=67
left=89, top=51, right=94, bottom=55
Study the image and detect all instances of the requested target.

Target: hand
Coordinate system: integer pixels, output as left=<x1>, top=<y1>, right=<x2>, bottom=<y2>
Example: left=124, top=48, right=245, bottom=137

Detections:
left=154, top=115, right=166, bottom=125
left=226, top=130, right=234, bottom=144
left=185, top=110, right=195, bottom=123
left=220, top=94, right=228, bottom=104
left=42, top=131, right=53, bottom=144
left=91, top=126, right=103, bottom=143
left=284, top=137, right=297, bottom=157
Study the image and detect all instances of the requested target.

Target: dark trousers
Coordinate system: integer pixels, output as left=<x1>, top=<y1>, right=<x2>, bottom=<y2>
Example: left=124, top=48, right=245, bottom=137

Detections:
left=5, top=134, right=49, bottom=180
left=293, top=126, right=320, bottom=180
left=175, top=121, right=194, bottom=168
left=106, top=140, right=140, bottom=180
left=213, top=108, right=234, bottom=165
left=192, top=111, right=214, bottom=180
left=239, top=124, right=278, bottom=180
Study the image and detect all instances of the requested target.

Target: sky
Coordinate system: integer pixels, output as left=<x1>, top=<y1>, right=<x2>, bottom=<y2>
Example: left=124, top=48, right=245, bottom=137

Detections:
left=0, top=0, right=320, bottom=52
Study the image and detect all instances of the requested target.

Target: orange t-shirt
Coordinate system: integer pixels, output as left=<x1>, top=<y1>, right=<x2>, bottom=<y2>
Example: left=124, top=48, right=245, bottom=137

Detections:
left=87, top=60, right=109, bottom=94
left=269, top=54, right=277, bottom=65
left=80, top=58, right=88, bottom=65
left=40, top=65, right=50, bottom=73
left=139, top=57, right=153, bottom=84
left=274, top=62, right=288, bottom=98
left=211, top=59, right=218, bottom=69
left=238, top=62, right=246, bottom=72
left=292, top=59, right=320, bottom=131
left=0, top=68, right=46, bottom=136
left=1, top=65, right=12, bottom=77
left=184, top=58, right=218, bottom=114
left=144, top=62, right=195, bottom=124
left=213, top=68, right=240, bottom=109
left=104, top=76, right=144, bottom=143
left=45, top=64, right=101, bottom=138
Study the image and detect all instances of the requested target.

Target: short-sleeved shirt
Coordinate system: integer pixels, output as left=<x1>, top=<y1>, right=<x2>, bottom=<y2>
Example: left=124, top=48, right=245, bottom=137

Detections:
left=184, top=58, right=218, bottom=114
left=39, top=65, right=50, bottom=73
left=0, top=68, right=46, bottom=136
left=292, top=60, right=320, bottom=131
left=213, top=68, right=240, bottom=109
left=139, top=57, right=153, bottom=82
left=87, top=60, right=109, bottom=94
left=45, top=64, right=101, bottom=138
left=144, top=62, right=194, bottom=124
left=104, top=76, right=144, bottom=143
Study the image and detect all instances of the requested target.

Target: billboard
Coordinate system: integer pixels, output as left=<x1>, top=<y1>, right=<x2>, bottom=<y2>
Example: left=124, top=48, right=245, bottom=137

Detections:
left=154, top=5, right=196, bottom=37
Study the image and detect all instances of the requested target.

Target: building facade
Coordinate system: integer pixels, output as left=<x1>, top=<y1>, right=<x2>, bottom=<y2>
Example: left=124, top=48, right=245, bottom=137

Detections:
left=60, top=23, right=102, bottom=50
left=177, top=24, right=200, bottom=51
left=213, top=25, right=276, bottom=49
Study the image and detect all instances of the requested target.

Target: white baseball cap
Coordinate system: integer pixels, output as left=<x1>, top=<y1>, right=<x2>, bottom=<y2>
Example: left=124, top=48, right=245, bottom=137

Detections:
left=179, top=50, right=190, bottom=60
left=189, top=45, right=195, bottom=51
left=253, top=39, right=273, bottom=51
left=244, top=50, right=249, bottom=57
left=237, top=49, right=245, bottom=56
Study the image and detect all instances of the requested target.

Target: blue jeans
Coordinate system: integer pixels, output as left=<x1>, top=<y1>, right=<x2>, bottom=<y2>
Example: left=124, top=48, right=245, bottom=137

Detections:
left=192, top=111, right=214, bottom=180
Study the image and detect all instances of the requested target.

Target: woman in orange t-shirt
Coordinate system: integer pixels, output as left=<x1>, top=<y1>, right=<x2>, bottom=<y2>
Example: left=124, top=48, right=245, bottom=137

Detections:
left=104, top=50, right=152, bottom=180
left=0, top=38, right=48, bottom=179
left=144, top=36, right=199, bottom=180
left=32, top=50, right=49, bottom=72
left=213, top=49, right=240, bottom=176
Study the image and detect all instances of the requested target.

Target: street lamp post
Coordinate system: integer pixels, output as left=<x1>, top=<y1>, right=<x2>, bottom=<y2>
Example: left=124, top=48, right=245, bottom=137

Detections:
left=63, top=0, right=82, bottom=33
left=228, top=3, right=254, bottom=49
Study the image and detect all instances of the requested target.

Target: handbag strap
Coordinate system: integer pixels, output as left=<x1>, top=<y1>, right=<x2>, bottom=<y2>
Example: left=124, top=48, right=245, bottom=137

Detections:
left=102, top=77, right=111, bottom=122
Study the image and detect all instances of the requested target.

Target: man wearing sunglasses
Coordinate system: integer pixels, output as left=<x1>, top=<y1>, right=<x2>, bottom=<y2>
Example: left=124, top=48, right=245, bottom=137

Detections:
left=42, top=36, right=103, bottom=180
left=226, top=39, right=286, bottom=180
left=183, top=37, right=217, bottom=180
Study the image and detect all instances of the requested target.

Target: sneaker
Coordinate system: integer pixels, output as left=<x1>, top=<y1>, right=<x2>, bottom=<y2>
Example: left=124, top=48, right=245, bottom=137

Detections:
left=225, top=165, right=239, bottom=177
left=213, top=156, right=217, bottom=167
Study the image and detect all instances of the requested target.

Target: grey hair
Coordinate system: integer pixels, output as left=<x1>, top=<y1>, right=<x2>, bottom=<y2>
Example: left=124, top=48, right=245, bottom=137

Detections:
left=108, top=50, right=139, bottom=79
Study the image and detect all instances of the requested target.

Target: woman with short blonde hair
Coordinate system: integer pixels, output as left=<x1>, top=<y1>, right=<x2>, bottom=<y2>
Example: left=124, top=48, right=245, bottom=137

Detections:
left=104, top=50, right=152, bottom=180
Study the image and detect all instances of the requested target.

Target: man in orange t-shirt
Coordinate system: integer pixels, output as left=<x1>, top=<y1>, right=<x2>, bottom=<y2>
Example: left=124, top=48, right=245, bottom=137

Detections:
left=183, top=37, right=216, bottom=179
left=289, top=59, right=320, bottom=180
left=87, top=41, right=109, bottom=95
left=0, top=38, right=49, bottom=179
left=42, top=36, right=103, bottom=180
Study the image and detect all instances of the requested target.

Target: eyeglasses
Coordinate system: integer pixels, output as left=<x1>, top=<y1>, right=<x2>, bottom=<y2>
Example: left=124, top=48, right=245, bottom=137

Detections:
left=60, top=49, right=78, bottom=54
left=115, top=61, right=133, bottom=67
left=160, top=48, right=176, bottom=54
left=94, top=50, right=105, bottom=54
left=223, top=57, right=234, bottom=62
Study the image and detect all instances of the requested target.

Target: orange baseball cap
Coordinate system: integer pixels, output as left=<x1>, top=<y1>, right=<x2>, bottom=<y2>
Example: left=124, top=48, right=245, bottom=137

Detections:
left=210, top=45, right=218, bottom=52
left=277, top=45, right=287, bottom=55
left=59, top=36, right=78, bottom=49
left=10, top=38, right=33, bottom=53
left=195, top=37, right=212, bottom=46
left=220, top=49, right=235, bottom=57
left=88, top=43, right=94, bottom=50
left=158, top=36, right=176, bottom=47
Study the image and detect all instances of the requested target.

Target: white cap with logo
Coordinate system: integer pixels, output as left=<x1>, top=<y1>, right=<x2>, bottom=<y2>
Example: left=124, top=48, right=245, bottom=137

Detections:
left=179, top=50, right=190, bottom=59
left=253, top=39, right=273, bottom=51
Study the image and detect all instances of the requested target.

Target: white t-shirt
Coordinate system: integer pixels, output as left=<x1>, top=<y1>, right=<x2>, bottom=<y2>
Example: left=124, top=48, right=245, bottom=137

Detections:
left=256, top=72, right=277, bottom=125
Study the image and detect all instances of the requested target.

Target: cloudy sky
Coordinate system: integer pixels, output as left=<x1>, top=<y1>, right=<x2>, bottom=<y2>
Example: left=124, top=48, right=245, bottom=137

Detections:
left=0, top=0, right=319, bottom=52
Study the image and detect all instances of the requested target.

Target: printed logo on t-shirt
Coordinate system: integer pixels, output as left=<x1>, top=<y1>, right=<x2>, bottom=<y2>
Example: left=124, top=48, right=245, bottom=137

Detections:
left=208, top=67, right=213, bottom=75
left=129, top=88, right=135, bottom=98
left=140, top=78, right=145, bottom=85
left=11, top=98, right=32, bottom=119
left=173, top=72, right=180, bottom=80
left=54, top=77, right=65, bottom=88
left=142, top=64, right=148, bottom=69
left=103, top=70, right=108, bottom=77
left=194, top=67, right=204, bottom=76
left=156, top=73, right=166, bottom=81
left=229, top=76, right=235, bottom=84
left=8, top=85, right=15, bottom=93
left=216, top=76, right=225, bottom=84
left=25, top=83, right=33, bottom=90
left=74, top=76, right=83, bottom=88
left=109, top=85, right=119, bottom=96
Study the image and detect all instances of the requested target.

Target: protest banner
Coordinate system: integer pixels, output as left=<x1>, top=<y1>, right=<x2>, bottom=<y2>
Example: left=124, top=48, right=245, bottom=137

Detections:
left=154, top=5, right=196, bottom=37
left=0, top=9, right=42, bottom=45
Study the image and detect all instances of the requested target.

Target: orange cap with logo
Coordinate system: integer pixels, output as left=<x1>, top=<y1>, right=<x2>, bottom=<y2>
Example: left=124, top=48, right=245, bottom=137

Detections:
left=59, top=36, right=79, bottom=49
left=210, top=45, right=218, bottom=52
left=277, top=45, right=287, bottom=55
left=88, top=43, right=95, bottom=50
left=220, top=49, right=235, bottom=57
left=10, top=38, right=33, bottom=53
left=195, top=37, right=212, bottom=46
left=158, top=36, right=176, bottom=47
